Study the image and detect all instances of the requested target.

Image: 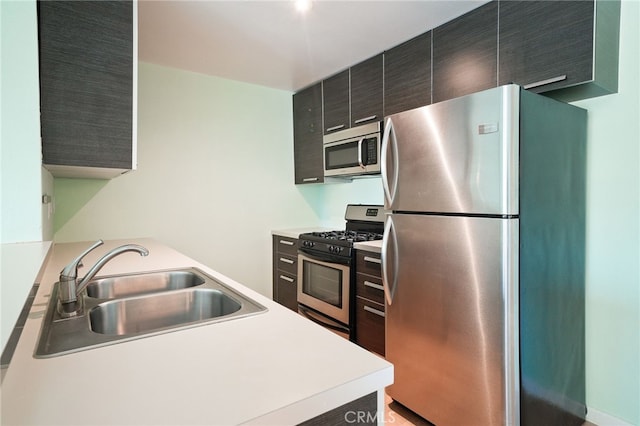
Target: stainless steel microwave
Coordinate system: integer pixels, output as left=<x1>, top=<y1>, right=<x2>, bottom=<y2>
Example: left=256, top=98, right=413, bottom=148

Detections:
left=323, top=121, right=382, bottom=178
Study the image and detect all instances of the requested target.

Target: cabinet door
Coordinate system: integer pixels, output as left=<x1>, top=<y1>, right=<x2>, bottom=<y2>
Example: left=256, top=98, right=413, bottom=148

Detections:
left=38, top=0, right=134, bottom=175
left=354, top=250, right=385, bottom=356
left=355, top=297, right=385, bottom=356
left=293, top=83, right=324, bottom=184
left=432, top=1, right=498, bottom=103
left=275, top=273, right=298, bottom=312
left=384, top=32, right=431, bottom=117
left=322, top=70, right=350, bottom=134
left=350, top=54, right=383, bottom=127
left=272, top=236, right=299, bottom=312
left=498, top=0, right=594, bottom=93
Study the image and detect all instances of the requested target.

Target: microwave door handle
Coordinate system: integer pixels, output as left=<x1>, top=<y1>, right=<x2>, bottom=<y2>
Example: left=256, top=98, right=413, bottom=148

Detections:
left=357, top=137, right=366, bottom=168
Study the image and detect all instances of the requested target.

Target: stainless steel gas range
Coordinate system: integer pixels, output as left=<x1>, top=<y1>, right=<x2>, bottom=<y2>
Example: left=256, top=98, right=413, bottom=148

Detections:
left=297, top=205, right=385, bottom=340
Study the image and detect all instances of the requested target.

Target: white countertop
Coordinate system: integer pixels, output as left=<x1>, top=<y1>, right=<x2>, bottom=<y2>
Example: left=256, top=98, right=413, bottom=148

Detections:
left=0, top=238, right=392, bottom=425
left=1, top=241, right=52, bottom=351
left=271, top=227, right=336, bottom=240
left=354, top=239, right=383, bottom=254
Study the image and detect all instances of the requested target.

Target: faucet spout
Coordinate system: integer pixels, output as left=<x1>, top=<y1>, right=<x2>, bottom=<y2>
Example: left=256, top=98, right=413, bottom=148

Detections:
left=75, top=244, right=149, bottom=297
left=58, top=242, right=149, bottom=311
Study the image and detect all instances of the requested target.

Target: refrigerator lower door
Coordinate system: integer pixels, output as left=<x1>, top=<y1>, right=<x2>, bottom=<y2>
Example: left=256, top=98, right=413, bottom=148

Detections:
left=384, top=213, right=519, bottom=425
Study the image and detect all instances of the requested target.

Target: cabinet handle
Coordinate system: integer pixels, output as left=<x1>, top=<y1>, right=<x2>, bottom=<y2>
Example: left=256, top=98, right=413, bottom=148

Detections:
left=279, top=257, right=295, bottom=264
left=279, top=240, right=295, bottom=246
left=364, top=281, right=384, bottom=291
left=303, top=177, right=319, bottom=182
left=364, top=256, right=381, bottom=264
left=326, top=124, right=346, bottom=133
left=364, top=305, right=385, bottom=318
left=279, top=275, right=295, bottom=283
left=523, top=75, right=567, bottom=90
left=354, top=115, right=377, bottom=124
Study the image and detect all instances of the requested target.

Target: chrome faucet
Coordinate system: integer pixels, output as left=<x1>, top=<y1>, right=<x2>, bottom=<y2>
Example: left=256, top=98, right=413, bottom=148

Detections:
left=58, top=240, right=149, bottom=314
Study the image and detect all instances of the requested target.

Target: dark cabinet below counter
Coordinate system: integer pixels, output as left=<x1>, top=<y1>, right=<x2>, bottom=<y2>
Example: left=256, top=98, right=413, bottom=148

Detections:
left=272, top=236, right=299, bottom=312
left=355, top=250, right=385, bottom=356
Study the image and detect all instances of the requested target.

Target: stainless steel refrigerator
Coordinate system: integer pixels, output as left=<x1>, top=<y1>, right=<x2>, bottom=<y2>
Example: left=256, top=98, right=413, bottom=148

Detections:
left=381, top=85, right=587, bottom=426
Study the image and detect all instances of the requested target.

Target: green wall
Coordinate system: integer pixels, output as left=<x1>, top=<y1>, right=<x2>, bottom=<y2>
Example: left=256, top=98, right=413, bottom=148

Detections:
left=572, top=1, right=639, bottom=422
left=0, top=0, right=52, bottom=243
left=53, top=62, right=382, bottom=298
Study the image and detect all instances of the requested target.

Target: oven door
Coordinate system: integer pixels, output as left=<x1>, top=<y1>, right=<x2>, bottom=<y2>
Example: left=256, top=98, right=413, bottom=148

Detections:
left=297, top=252, right=350, bottom=325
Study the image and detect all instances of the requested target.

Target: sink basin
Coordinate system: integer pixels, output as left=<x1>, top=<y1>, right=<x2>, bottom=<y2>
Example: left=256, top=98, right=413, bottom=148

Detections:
left=90, top=289, right=241, bottom=335
left=34, top=268, right=267, bottom=357
left=86, top=270, right=205, bottom=298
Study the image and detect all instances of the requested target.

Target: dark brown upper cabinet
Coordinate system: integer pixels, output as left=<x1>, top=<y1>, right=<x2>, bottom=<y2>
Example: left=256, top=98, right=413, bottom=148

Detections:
left=350, top=54, right=383, bottom=127
left=291, top=0, right=620, bottom=184
left=432, top=1, right=498, bottom=103
left=384, top=32, right=431, bottom=117
left=293, top=83, right=324, bottom=184
left=38, top=0, right=135, bottom=179
left=322, top=70, right=350, bottom=135
left=499, top=0, right=620, bottom=101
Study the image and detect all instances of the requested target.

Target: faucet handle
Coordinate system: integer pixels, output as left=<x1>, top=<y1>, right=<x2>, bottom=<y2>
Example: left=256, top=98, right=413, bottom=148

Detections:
left=60, top=240, right=104, bottom=280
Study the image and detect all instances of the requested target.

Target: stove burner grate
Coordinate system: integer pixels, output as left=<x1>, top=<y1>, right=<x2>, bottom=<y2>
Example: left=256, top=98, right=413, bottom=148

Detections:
left=308, top=230, right=383, bottom=243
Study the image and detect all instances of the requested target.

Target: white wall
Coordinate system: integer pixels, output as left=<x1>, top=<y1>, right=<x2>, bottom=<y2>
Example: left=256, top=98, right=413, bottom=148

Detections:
left=0, top=0, right=52, bottom=244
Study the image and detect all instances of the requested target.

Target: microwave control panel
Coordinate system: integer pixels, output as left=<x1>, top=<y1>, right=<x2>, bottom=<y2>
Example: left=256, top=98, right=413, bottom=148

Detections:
left=365, top=137, right=378, bottom=165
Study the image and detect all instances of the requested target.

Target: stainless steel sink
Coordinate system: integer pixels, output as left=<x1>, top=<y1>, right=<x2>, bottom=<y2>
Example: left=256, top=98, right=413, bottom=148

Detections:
left=34, top=268, right=267, bottom=357
left=89, top=289, right=241, bottom=335
left=86, top=270, right=205, bottom=299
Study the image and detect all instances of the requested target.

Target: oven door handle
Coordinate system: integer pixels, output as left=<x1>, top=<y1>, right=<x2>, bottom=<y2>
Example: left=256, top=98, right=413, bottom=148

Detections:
left=298, top=305, right=350, bottom=334
left=297, top=249, right=351, bottom=265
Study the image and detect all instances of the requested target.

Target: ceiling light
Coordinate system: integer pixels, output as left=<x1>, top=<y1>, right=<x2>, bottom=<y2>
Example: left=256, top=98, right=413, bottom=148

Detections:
left=295, top=0, right=312, bottom=14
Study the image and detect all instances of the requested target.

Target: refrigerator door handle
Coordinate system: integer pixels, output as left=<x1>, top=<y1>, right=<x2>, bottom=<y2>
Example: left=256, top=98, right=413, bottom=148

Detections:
left=381, top=216, right=399, bottom=305
left=381, top=117, right=399, bottom=208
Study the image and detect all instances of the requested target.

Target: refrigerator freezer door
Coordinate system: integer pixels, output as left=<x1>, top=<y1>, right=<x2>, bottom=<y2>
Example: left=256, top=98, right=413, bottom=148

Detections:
left=382, top=85, right=520, bottom=215
left=384, top=213, right=519, bottom=425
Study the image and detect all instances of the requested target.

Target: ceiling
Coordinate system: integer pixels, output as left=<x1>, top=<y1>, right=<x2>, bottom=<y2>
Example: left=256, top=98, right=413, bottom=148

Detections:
left=138, top=0, right=488, bottom=92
